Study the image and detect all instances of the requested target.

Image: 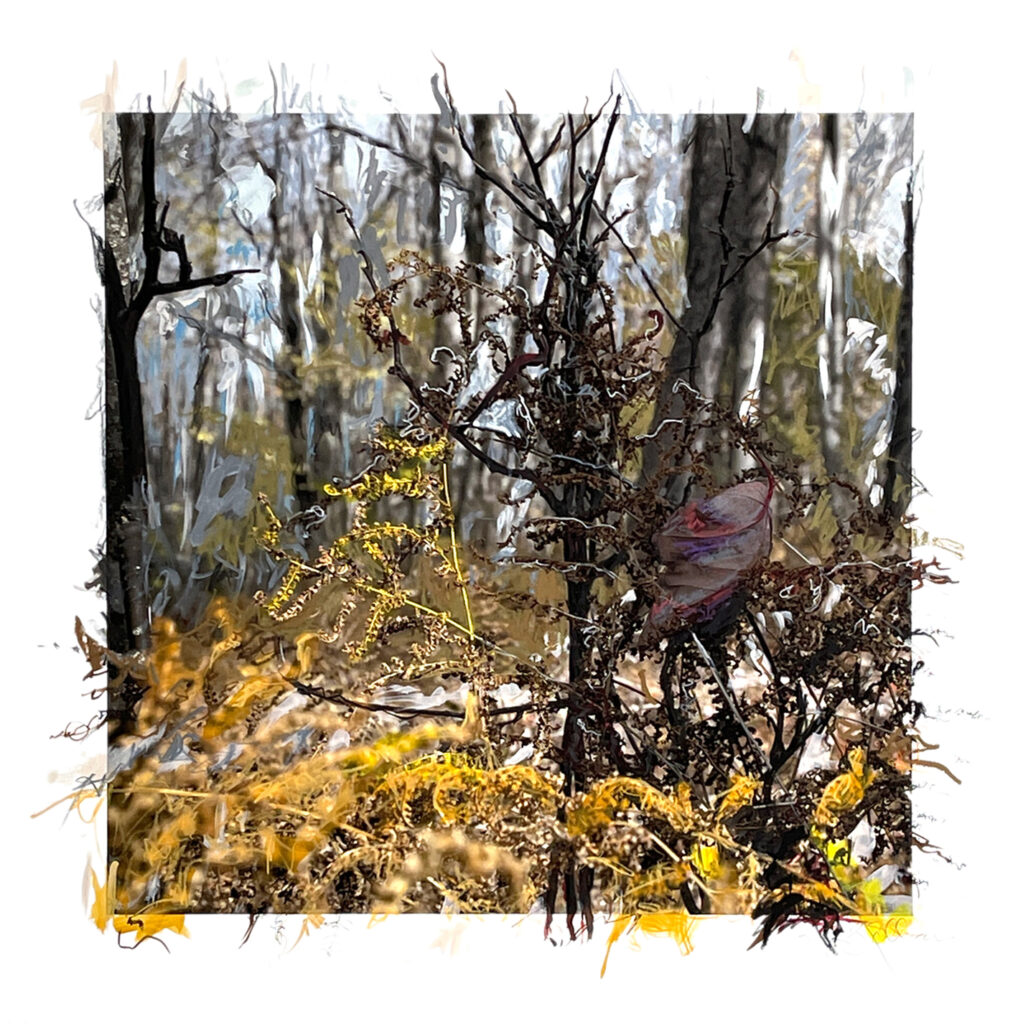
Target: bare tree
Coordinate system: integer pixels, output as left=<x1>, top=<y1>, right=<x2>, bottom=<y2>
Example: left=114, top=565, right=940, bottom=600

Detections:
left=97, top=106, right=258, bottom=730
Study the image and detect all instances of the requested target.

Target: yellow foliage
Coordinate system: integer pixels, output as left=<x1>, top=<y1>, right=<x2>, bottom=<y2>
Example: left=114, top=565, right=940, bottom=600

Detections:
left=32, top=788, right=103, bottom=823
left=714, top=774, right=762, bottom=820
left=378, top=754, right=559, bottom=828
left=255, top=426, right=477, bottom=670
left=202, top=674, right=288, bottom=739
left=372, top=427, right=452, bottom=464
left=619, top=862, right=691, bottom=911
left=293, top=632, right=319, bottom=675
left=566, top=777, right=694, bottom=835
left=373, top=828, right=532, bottom=914
left=691, top=841, right=722, bottom=880
left=261, top=829, right=319, bottom=873
left=291, top=914, right=325, bottom=950
left=339, top=693, right=484, bottom=771
left=813, top=747, right=877, bottom=827
left=788, top=880, right=855, bottom=912
left=90, top=862, right=188, bottom=944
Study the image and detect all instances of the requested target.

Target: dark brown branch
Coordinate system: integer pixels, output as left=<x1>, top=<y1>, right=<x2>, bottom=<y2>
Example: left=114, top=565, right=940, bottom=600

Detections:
left=570, top=93, right=613, bottom=149
left=535, top=119, right=565, bottom=168
left=507, top=105, right=562, bottom=229
left=592, top=198, right=684, bottom=337
left=288, top=677, right=463, bottom=719
left=576, top=95, right=622, bottom=243
left=149, top=268, right=261, bottom=296
left=316, top=186, right=562, bottom=512
left=436, top=58, right=553, bottom=233
left=459, top=346, right=548, bottom=427
left=324, top=119, right=472, bottom=195
left=567, top=115, right=578, bottom=219
left=133, top=108, right=260, bottom=313
left=289, top=675, right=567, bottom=722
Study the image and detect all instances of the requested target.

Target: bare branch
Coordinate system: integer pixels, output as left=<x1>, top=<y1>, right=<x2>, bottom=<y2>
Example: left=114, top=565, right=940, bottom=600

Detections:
left=149, top=268, right=261, bottom=296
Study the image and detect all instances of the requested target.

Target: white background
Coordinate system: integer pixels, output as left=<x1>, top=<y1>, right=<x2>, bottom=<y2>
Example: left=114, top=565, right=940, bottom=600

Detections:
left=2, top=4, right=1012, bottom=1019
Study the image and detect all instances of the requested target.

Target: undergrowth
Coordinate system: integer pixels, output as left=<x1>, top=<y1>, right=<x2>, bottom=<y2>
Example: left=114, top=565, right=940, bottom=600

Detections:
left=71, top=411, right=944, bottom=951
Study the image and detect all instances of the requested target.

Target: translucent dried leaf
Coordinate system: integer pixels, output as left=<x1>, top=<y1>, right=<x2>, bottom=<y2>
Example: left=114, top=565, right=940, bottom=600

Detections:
left=645, top=478, right=773, bottom=639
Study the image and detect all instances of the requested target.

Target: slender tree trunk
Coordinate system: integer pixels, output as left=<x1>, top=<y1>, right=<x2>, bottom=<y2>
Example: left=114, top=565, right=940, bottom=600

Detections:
left=884, top=171, right=914, bottom=524
left=817, top=114, right=847, bottom=480
left=270, top=118, right=316, bottom=510
left=104, top=115, right=152, bottom=648
left=556, top=241, right=602, bottom=794
left=650, top=115, right=788, bottom=500
left=307, top=129, right=345, bottom=497
left=103, top=272, right=150, bottom=660
left=465, top=114, right=493, bottom=274
left=724, top=116, right=789, bottom=473
left=426, top=119, right=453, bottom=353
left=452, top=115, right=497, bottom=542
left=670, top=115, right=730, bottom=399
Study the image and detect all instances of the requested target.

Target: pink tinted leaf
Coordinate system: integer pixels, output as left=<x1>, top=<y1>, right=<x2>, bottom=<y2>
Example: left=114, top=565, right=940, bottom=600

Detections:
left=643, top=477, right=773, bottom=640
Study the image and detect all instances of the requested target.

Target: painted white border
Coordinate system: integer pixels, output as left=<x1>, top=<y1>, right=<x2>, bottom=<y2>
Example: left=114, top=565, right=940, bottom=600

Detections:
left=5, top=4, right=1010, bottom=1018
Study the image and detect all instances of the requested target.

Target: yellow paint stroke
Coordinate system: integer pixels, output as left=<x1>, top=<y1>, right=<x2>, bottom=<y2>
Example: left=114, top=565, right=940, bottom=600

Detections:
left=290, top=914, right=325, bottom=950
left=32, top=789, right=103, bottom=823
left=858, top=910, right=913, bottom=943
left=601, top=912, right=697, bottom=977
left=113, top=914, right=190, bottom=943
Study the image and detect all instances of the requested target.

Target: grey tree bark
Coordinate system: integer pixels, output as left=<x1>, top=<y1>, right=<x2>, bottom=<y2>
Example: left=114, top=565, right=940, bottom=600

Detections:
left=648, top=114, right=789, bottom=501
left=816, top=114, right=847, bottom=481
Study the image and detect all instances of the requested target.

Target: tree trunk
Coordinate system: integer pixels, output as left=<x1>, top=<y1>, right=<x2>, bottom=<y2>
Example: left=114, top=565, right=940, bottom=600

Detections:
left=816, top=114, right=847, bottom=481
left=555, top=238, right=604, bottom=793
left=723, top=116, right=789, bottom=473
left=650, top=114, right=788, bottom=501
left=103, top=113, right=153, bottom=732
left=270, top=118, right=316, bottom=510
left=101, top=107, right=261, bottom=730
left=883, top=171, right=914, bottom=524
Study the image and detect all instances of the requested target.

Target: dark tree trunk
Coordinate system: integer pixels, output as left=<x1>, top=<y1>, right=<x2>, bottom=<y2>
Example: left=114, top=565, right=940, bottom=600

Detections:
left=103, top=237, right=150, bottom=662
left=558, top=248, right=599, bottom=795
left=723, top=114, right=789, bottom=473
left=453, top=115, right=496, bottom=542
left=465, top=114, right=493, bottom=274
left=102, top=112, right=159, bottom=734
left=650, top=114, right=788, bottom=501
left=103, top=115, right=155, bottom=658
left=307, top=129, right=345, bottom=496
left=883, top=171, right=914, bottom=524
left=100, top=107, right=260, bottom=733
left=269, top=118, right=316, bottom=510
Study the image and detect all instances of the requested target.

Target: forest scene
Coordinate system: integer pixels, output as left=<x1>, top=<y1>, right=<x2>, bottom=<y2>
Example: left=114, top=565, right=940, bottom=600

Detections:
left=74, top=70, right=936, bottom=953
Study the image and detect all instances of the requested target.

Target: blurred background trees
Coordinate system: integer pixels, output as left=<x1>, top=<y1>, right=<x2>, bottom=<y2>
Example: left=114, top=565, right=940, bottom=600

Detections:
left=100, top=91, right=912, bottom=642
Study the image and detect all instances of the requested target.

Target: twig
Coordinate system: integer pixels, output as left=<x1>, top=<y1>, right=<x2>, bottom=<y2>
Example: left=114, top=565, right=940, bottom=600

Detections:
left=690, top=630, right=771, bottom=776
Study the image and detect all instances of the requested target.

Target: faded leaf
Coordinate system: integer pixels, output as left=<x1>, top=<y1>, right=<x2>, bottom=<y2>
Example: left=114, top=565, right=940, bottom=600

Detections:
left=644, top=477, right=773, bottom=639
